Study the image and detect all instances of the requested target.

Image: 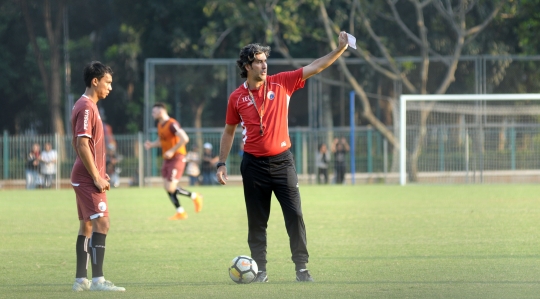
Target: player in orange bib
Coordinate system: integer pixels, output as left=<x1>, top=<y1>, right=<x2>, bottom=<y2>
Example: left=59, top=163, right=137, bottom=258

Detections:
left=144, top=102, right=203, bottom=220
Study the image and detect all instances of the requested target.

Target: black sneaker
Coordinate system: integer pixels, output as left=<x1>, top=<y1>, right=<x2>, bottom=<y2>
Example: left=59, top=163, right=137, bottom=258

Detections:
left=253, top=271, right=268, bottom=283
left=296, top=269, right=314, bottom=282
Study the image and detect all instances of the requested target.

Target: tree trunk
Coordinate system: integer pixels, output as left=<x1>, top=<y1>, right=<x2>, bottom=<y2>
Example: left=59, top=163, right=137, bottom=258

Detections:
left=20, top=0, right=66, bottom=136
left=409, top=107, right=432, bottom=182
left=193, top=102, right=205, bottom=153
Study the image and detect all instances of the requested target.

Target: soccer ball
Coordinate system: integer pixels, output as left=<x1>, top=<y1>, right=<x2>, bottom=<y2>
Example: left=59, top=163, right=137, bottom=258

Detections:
left=228, top=255, right=258, bottom=284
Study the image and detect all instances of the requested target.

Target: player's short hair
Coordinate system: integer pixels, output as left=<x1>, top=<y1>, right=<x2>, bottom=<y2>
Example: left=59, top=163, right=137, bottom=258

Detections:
left=83, top=61, right=113, bottom=88
left=237, top=44, right=271, bottom=78
left=153, top=102, right=168, bottom=111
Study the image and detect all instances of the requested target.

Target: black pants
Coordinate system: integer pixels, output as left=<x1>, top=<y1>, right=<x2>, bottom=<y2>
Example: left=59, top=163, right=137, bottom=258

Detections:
left=241, top=150, right=309, bottom=270
left=335, top=162, right=346, bottom=184
left=317, top=168, right=328, bottom=184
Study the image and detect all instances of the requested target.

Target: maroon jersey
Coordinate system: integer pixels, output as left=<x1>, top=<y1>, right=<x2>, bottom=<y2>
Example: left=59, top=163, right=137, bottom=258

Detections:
left=70, top=95, right=106, bottom=185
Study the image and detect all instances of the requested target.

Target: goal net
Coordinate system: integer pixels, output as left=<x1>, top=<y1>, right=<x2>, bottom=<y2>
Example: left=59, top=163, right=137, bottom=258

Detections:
left=399, top=94, right=540, bottom=185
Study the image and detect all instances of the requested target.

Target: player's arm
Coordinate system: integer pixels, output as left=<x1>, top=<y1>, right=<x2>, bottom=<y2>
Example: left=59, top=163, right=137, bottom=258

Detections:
left=302, top=31, right=348, bottom=80
left=341, top=137, right=350, bottom=151
left=144, top=138, right=160, bottom=150
left=216, top=124, right=237, bottom=185
left=164, top=128, right=189, bottom=159
left=76, top=136, right=110, bottom=192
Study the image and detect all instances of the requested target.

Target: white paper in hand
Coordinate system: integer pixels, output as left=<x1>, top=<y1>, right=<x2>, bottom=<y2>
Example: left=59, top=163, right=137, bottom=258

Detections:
left=346, top=33, right=357, bottom=49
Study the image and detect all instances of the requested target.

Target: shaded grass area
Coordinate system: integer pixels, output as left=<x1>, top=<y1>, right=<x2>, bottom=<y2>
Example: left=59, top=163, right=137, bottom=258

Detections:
left=0, top=185, right=539, bottom=298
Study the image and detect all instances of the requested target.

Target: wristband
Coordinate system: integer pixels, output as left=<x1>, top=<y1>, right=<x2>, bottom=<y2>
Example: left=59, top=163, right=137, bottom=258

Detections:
left=216, top=162, right=226, bottom=170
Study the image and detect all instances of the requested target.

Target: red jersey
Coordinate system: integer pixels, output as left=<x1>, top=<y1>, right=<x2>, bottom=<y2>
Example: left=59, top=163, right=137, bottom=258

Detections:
left=226, top=68, right=305, bottom=157
left=70, top=95, right=106, bottom=184
left=157, top=118, right=187, bottom=157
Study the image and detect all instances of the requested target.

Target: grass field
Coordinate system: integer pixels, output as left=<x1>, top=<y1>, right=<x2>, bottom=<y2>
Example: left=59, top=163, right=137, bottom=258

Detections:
left=1, top=184, right=539, bottom=298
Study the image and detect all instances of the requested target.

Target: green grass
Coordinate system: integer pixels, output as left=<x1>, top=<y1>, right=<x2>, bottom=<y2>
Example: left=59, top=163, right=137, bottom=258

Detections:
left=1, top=185, right=540, bottom=298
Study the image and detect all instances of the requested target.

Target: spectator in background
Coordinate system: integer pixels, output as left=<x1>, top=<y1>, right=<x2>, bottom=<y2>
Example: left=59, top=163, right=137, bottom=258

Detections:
left=315, top=143, right=329, bottom=184
left=185, top=144, right=201, bottom=186
left=101, top=108, right=117, bottom=153
left=40, top=142, right=57, bottom=188
left=106, top=145, right=121, bottom=188
left=201, top=142, right=218, bottom=185
left=25, top=143, right=42, bottom=189
left=332, top=137, right=350, bottom=184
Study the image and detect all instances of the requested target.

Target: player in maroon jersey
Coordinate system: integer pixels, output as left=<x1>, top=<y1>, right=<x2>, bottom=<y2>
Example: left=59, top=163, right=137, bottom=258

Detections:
left=70, top=61, right=124, bottom=292
left=216, top=31, right=349, bottom=283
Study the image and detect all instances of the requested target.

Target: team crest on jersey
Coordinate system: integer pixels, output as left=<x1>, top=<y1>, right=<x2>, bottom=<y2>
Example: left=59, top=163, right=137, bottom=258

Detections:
left=267, top=91, right=275, bottom=100
left=98, top=201, right=107, bottom=212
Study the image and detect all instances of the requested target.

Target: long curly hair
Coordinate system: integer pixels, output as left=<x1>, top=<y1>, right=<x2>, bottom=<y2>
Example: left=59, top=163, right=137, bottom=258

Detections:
left=236, top=44, right=271, bottom=78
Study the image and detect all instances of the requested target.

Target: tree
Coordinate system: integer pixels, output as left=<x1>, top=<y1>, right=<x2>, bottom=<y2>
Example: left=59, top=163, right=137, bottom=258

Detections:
left=111, top=0, right=227, bottom=137
left=318, top=0, right=507, bottom=179
left=19, top=0, right=66, bottom=135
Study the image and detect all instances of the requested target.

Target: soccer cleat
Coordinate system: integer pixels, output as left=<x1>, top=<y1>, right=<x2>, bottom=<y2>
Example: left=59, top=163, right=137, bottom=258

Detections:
left=72, top=279, right=91, bottom=291
left=296, top=269, right=314, bottom=282
left=169, top=211, right=188, bottom=220
left=89, top=280, right=126, bottom=292
left=253, top=271, right=268, bottom=283
left=193, top=193, right=203, bottom=213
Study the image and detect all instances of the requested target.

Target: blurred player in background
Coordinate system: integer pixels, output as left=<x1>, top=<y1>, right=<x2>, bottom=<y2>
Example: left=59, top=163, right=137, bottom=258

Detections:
left=144, top=102, right=203, bottom=220
left=216, top=31, right=350, bottom=282
left=70, top=61, right=125, bottom=292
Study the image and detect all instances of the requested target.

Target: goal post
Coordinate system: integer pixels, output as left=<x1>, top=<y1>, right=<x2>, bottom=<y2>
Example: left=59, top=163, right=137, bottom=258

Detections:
left=399, top=93, right=540, bottom=185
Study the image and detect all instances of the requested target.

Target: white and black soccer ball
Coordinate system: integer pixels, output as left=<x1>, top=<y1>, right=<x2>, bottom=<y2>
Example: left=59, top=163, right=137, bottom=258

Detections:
left=228, top=255, right=258, bottom=284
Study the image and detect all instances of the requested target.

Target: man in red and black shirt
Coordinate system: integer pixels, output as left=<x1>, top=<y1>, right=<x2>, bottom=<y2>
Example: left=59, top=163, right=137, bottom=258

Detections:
left=217, top=31, right=349, bottom=282
left=71, top=61, right=124, bottom=291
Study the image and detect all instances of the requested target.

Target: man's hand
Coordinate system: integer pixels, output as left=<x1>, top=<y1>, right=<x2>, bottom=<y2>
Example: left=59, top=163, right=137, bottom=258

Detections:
left=338, top=31, right=348, bottom=50
left=94, top=176, right=110, bottom=193
left=216, top=165, right=228, bottom=185
left=144, top=140, right=153, bottom=150
left=163, top=149, right=174, bottom=159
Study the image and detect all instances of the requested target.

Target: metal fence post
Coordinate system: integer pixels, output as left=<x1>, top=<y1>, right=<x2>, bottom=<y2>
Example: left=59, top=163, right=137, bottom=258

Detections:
left=3, top=130, right=8, bottom=179
left=295, top=130, right=302, bottom=174
left=439, top=126, right=445, bottom=172
left=350, top=91, right=356, bottom=184
left=55, top=133, right=59, bottom=190
left=138, top=132, right=144, bottom=187
left=367, top=128, right=372, bottom=173
left=510, top=123, right=516, bottom=170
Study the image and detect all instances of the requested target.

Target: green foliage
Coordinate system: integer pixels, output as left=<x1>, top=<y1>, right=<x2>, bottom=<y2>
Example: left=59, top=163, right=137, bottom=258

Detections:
left=1, top=0, right=539, bottom=134
left=515, top=0, right=540, bottom=54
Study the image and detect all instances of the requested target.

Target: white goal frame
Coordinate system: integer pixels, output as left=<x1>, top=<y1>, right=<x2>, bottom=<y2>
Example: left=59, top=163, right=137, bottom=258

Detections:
left=399, top=93, right=540, bottom=185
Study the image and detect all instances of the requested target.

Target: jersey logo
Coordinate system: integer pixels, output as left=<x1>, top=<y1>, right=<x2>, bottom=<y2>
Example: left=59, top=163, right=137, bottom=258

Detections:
left=98, top=201, right=107, bottom=212
left=281, top=141, right=287, bottom=147
left=267, top=91, right=275, bottom=100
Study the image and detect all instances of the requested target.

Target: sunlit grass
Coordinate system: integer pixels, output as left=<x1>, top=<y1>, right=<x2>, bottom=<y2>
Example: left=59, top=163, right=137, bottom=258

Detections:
left=1, top=184, right=539, bottom=298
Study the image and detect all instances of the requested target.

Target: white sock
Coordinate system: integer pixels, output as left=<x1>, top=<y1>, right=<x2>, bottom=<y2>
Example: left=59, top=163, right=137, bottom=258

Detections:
left=75, top=277, right=87, bottom=284
left=176, top=206, right=185, bottom=213
left=191, top=192, right=197, bottom=200
left=92, top=276, right=105, bottom=284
